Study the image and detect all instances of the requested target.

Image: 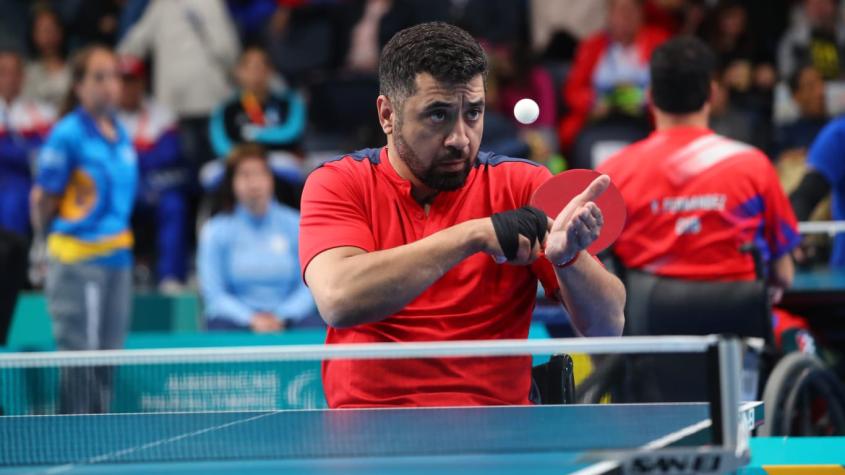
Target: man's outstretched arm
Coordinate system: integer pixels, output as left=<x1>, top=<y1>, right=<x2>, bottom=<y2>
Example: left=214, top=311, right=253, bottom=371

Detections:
left=305, top=218, right=540, bottom=328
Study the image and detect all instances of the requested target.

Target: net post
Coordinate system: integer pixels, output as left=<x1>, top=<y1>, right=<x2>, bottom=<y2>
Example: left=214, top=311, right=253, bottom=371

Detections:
left=707, top=335, right=742, bottom=448
left=706, top=341, right=723, bottom=445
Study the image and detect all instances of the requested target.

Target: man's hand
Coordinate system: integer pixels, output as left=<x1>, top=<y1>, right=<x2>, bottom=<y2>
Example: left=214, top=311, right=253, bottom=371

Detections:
left=544, top=175, right=609, bottom=266
left=479, top=210, right=545, bottom=266
left=30, top=186, right=58, bottom=235
left=250, top=313, right=284, bottom=333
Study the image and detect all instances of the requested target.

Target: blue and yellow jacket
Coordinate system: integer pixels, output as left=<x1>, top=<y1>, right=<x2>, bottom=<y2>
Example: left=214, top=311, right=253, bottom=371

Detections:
left=36, top=107, right=138, bottom=267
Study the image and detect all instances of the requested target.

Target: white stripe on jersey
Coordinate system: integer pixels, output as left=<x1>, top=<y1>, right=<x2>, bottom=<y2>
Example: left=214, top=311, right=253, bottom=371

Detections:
left=665, top=134, right=753, bottom=186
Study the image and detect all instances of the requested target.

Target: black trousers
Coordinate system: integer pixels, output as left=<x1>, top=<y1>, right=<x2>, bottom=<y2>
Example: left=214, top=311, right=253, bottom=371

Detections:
left=0, top=229, right=27, bottom=345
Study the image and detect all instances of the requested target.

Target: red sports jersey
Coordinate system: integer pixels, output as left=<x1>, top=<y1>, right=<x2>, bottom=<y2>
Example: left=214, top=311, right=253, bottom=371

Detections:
left=299, top=147, right=560, bottom=408
left=598, top=126, right=800, bottom=280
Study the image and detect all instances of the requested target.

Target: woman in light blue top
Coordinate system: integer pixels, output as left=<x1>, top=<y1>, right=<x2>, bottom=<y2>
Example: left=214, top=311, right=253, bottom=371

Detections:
left=198, top=143, right=315, bottom=331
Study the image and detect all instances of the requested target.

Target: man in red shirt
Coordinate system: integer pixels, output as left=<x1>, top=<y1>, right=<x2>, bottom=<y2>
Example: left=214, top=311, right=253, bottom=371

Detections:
left=299, top=22, right=625, bottom=408
left=598, top=37, right=799, bottom=299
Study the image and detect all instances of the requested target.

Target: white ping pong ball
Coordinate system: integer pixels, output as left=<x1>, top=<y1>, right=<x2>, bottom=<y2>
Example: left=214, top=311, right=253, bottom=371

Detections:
left=513, top=98, right=540, bottom=125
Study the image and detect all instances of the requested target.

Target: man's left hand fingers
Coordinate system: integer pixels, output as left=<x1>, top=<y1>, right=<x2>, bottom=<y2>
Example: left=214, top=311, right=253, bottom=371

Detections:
left=587, top=202, right=603, bottom=227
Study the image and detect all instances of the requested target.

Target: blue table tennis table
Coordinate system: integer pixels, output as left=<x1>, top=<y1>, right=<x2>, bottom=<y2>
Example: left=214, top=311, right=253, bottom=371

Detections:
left=790, top=266, right=845, bottom=294
left=781, top=266, right=845, bottom=341
left=0, top=402, right=763, bottom=475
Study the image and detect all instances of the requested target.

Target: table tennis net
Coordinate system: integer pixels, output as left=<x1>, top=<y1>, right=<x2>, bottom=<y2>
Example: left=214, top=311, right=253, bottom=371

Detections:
left=0, top=358, right=325, bottom=416
left=0, top=337, right=736, bottom=466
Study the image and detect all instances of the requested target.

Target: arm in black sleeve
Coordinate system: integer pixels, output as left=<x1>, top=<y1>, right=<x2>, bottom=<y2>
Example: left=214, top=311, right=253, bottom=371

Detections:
left=789, top=170, right=831, bottom=221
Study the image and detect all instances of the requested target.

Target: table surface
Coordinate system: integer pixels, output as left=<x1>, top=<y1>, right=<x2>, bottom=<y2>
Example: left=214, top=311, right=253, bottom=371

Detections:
left=791, top=266, right=845, bottom=293
left=782, top=268, right=845, bottom=338
left=0, top=403, right=762, bottom=475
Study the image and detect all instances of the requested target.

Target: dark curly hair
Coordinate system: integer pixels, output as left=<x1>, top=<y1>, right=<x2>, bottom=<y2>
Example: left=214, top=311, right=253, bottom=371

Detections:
left=378, top=22, right=488, bottom=106
left=650, top=36, right=717, bottom=115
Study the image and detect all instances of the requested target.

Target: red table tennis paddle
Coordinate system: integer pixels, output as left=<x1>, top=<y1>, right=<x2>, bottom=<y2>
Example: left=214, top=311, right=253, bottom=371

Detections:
left=530, top=169, right=627, bottom=255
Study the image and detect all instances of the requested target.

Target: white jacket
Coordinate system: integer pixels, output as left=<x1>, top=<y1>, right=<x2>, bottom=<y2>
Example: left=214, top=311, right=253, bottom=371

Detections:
left=118, top=0, right=240, bottom=118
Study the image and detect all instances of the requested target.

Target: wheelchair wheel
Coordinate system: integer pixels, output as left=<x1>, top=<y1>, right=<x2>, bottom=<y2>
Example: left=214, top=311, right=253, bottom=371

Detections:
left=760, top=352, right=845, bottom=436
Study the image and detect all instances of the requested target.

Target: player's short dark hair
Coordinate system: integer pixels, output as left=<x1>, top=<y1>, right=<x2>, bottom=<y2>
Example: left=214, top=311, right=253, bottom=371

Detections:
left=378, top=22, right=488, bottom=103
left=650, top=36, right=717, bottom=114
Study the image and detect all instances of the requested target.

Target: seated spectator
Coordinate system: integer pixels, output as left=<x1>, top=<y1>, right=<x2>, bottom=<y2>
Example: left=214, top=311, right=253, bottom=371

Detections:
left=209, top=46, right=305, bottom=159
left=117, top=56, right=189, bottom=292
left=704, top=0, right=778, bottom=114
left=198, top=144, right=315, bottom=332
left=709, top=72, right=756, bottom=147
left=775, top=64, right=829, bottom=157
left=778, top=0, right=845, bottom=81
left=0, top=48, right=56, bottom=238
left=559, top=0, right=669, bottom=151
left=23, top=5, right=70, bottom=111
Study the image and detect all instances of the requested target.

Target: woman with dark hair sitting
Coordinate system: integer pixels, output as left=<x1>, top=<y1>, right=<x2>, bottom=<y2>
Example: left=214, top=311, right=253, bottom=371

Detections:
left=197, top=143, right=315, bottom=331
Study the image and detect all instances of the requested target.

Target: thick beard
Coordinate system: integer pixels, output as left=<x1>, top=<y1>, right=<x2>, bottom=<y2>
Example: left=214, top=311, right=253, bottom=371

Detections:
left=395, top=127, right=472, bottom=192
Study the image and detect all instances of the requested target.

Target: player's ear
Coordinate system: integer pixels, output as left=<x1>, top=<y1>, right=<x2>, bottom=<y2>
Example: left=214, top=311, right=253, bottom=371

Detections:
left=377, top=95, right=395, bottom=135
left=709, top=80, right=718, bottom=102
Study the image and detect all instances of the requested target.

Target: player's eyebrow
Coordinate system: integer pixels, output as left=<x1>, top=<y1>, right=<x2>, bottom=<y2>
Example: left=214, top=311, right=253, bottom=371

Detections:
left=421, top=98, right=485, bottom=111
left=421, top=100, right=457, bottom=111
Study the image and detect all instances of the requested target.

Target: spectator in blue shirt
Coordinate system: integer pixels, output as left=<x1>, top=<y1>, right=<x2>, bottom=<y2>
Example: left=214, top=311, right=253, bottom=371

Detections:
left=198, top=143, right=314, bottom=331
left=31, top=46, right=138, bottom=413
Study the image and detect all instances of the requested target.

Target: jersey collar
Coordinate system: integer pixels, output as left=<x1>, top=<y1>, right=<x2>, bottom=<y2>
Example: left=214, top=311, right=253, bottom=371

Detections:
left=653, top=125, right=713, bottom=140
left=379, top=146, right=477, bottom=209
left=77, top=106, right=126, bottom=144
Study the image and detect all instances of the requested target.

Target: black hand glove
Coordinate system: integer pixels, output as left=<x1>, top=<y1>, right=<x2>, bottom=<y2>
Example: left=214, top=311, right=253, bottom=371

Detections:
left=490, top=206, right=548, bottom=261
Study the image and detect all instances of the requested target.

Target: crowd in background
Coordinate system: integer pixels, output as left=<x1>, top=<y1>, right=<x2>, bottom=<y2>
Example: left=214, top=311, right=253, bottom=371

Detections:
left=1, top=0, right=844, bottom=333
